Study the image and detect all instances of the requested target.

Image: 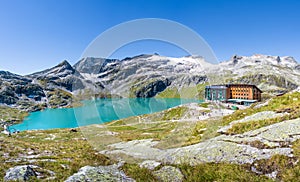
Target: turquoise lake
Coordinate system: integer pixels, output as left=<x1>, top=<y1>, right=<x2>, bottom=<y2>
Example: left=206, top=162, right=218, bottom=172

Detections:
left=11, top=98, right=202, bottom=131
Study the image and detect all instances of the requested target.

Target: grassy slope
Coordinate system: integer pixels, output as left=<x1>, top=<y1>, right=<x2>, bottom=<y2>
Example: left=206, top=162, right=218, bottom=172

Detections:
left=149, top=92, right=300, bottom=181
left=0, top=129, right=111, bottom=180
left=156, top=83, right=207, bottom=99
left=1, top=92, right=300, bottom=181
left=223, top=91, right=300, bottom=134
left=0, top=106, right=28, bottom=125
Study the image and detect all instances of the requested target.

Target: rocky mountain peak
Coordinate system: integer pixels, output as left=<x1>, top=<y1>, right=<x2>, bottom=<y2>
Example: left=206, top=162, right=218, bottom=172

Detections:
left=276, top=56, right=281, bottom=63
left=231, top=55, right=242, bottom=65
left=223, top=54, right=299, bottom=69
left=28, top=60, right=76, bottom=79
left=0, top=71, right=14, bottom=76
left=58, top=60, right=73, bottom=69
left=74, top=57, right=120, bottom=74
left=0, top=71, right=31, bottom=82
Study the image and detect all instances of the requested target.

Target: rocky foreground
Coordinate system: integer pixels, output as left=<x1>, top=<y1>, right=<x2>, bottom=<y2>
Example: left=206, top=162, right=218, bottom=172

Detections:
left=102, top=116, right=299, bottom=165
left=1, top=91, right=300, bottom=181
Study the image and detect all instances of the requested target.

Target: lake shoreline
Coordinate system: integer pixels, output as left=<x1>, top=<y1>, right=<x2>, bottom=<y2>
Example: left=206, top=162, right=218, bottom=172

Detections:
left=10, top=98, right=204, bottom=131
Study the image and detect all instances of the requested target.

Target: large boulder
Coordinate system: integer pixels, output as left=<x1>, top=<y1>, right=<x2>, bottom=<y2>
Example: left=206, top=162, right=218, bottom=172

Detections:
left=4, top=165, right=37, bottom=181
left=65, top=165, right=135, bottom=182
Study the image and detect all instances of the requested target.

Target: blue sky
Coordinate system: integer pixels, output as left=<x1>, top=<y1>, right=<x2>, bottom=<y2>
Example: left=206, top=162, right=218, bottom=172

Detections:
left=0, top=0, right=299, bottom=75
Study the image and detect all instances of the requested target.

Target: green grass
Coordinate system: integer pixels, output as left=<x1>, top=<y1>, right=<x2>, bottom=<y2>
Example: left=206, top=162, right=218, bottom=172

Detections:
left=155, top=87, right=180, bottom=98
left=86, top=105, right=203, bottom=148
left=251, top=140, right=300, bottom=182
left=156, top=83, right=208, bottom=99
left=162, top=106, right=188, bottom=120
left=0, top=106, right=28, bottom=125
left=178, top=163, right=271, bottom=182
left=121, top=163, right=156, bottom=182
left=227, top=116, right=286, bottom=134
left=108, top=125, right=137, bottom=131
left=0, top=129, right=112, bottom=180
left=108, top=122, right=178, bottom=142
left=177, top=91, right=300, bottom=143
left=199, top=102, right=209, bottom=108
left=252, top=155, right=298, bottom=181
left=47, top=89, right=73, bottom=108
left=219, top=92, right=300, bottom=134
left=280, top=139, right=300, bottom=181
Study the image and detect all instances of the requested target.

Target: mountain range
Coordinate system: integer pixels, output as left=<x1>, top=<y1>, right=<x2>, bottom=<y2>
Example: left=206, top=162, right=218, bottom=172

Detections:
left=0, top=54, right=299, bottom=111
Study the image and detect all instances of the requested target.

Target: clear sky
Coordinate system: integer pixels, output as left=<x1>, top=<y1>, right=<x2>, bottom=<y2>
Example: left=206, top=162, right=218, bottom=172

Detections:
left=0, top=0, right=299, bottom=75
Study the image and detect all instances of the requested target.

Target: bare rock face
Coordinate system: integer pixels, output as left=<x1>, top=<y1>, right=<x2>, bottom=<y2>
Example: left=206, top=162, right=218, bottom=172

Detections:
left=134, top=79, right=171, bottom=98
left=228, top=74, right=298, bottom=91
left=4, top=165, right=37, bottom=181
left=0, top=71, right=46, bottom=106
left=65, top=165, right=135, bottom=182
left=0, top=86, right=19, bottom=105
left=74, top=57, right=120, bottom=74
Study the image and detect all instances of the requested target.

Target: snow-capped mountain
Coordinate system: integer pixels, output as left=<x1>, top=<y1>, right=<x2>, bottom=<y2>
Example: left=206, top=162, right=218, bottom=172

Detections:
left=216, top=54, right=300, bottom=92
left=28, top=60, right=86, bottom=92
left=74, top=54, right=209, bottom=97
left=221, top=54, right=298, bottom=68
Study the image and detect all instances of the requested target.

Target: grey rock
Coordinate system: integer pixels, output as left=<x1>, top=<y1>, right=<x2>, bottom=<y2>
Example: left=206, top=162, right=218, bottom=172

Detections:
left=139, top=160, right=161, bottom=170
left=65, top=165, right=135, bottom=182
left=265, top=170, right=278, bottom=179
left=134, top=79, right=171, bottom=98
left=101, top=117, right=300, bottom=166
left=0, top=70, right=48, bottom=107
left=231, top=55, right=242, bottom=65
left=276, top=56, right=281, bottom=63
left=219, top=54, right=300, bottom=93
left=228, top=74, right=298, bottom=91
left=0, top=86, right=19, bottom=105
left=153, top=166, right=184, bottom=182
left=160, top=140, right=291, bottom=165
left=74, top=57, right=120, bottom=74
left=4, top=165, right=37, bottom=181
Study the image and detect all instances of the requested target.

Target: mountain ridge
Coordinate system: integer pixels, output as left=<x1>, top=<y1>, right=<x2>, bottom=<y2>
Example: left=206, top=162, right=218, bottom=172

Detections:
left=0, top=53, right=299, bottom=111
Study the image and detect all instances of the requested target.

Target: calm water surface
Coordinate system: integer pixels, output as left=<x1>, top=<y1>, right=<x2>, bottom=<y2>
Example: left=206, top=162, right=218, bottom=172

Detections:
left=12, top=98, right=202, bottom=131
